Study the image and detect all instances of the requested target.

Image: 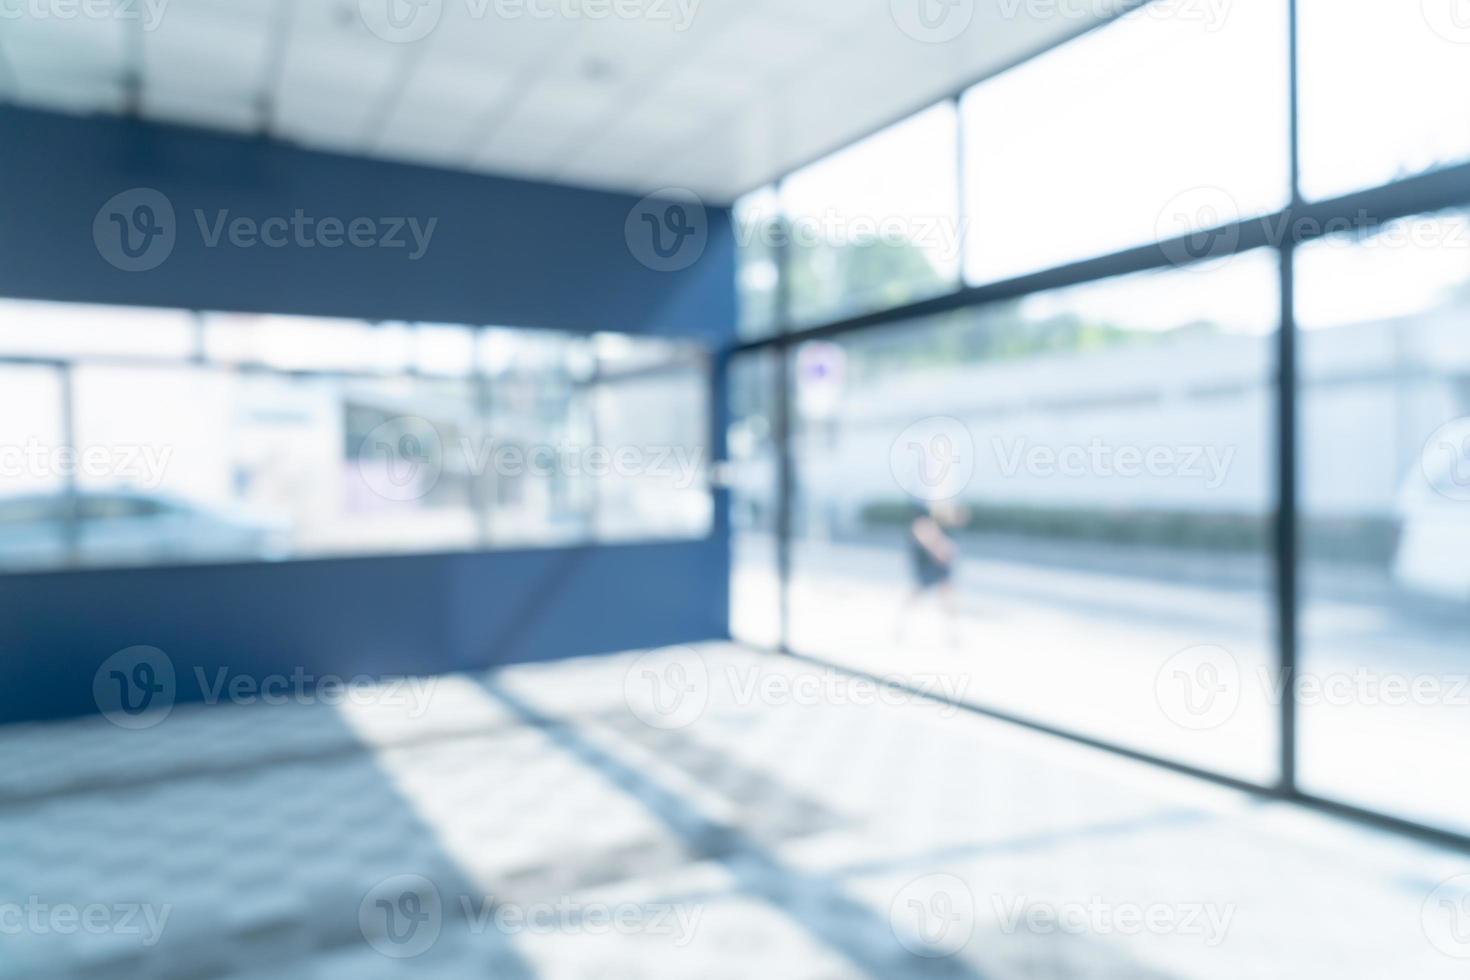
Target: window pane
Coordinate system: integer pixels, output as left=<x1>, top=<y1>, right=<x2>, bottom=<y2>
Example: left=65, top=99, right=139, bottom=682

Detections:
left=781, top=102, right=960, bottom=325
left=1299, top=0, right=1470, bottom=201
left=0, top=300, right=196, bottom=360
left=961, top=1, right=1289, bottom=284
left=414, top=324, right=477, bottom=377
left=340, top=376, right=483, bottom=553
left=204, top=313, right=412, bottom=373
left=1297, top=209, right=1470, bottom=834
left=0, top=365, right=68, bottom=570
left=69, top=366, right=481, bottom=567
left=0, top=305, right=715, bottom=569
left=482, top=332, right=598, bottom=547
left=593, top=333, right=701, bottom=376
left=789, top=252, right=1280, bottom=783
left=735, top=187, right=781, bottom=339
left=479, top=328, right=595, bottom=379
left=728, top=351, right=781, bottom=647
left=592, top=364, right=712, bottom=542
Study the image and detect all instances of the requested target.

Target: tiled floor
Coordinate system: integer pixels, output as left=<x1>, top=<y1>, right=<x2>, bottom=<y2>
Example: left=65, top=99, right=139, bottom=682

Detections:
left=3, top=644, right=1468, bottom=978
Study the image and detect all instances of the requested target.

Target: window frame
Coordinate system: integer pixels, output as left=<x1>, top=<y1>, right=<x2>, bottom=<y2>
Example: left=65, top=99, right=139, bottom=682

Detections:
left=724, top=0, right=1470, bottom=854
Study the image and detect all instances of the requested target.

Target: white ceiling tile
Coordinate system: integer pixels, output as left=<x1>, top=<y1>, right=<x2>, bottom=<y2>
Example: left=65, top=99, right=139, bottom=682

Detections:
left=375, top=109, right=475, bottom=160
left=646, top=108, right=772, bottom=194
left=373, top=126, right=475, bottom=170
left=546, top=16, right=694, bottom=85
left=141, top=89, right=260, bottom=133
left=276, top=32, right=404, bottom=97
left=272, top=102, right=372, bottom=148
left=143, top=0, right=275, bottom=99
left=475, top=119, right=578, bottom=170
left=604, top=92, right=707, bottom=141
left=474, top=75, right=626, bottom=177
left=469, top=135, right=560, bottom=182
left=274, top=116, right=375, bottom=154
left=0, top=17, right=128, bottom=76
left=272, top=27, right=406, bottom=145
left=551, top=152, right=666, bottom=195
left=695, top=14, right=835, bottom=72
left=379, top=52, right=518, bottom=132
left=756, top=0, right=888, bottom=34
left=428, top=6, right=584, bottom=67
left=0, top=1, right=1103, bottom=202
left=656, top=57, right=763, bottom=110
left=7, top=72, right=127, bottom=114
left=287, top=0, right=373, bottom=37
left=489, top=76, right=623, bottom=135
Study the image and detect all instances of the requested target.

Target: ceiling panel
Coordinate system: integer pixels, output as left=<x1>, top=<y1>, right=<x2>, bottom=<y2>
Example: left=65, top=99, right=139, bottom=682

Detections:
left=428, top=5, right=583, bottom=68
left=0, top=16, right=128, bottom=77
left=552, top=150, right=669, bottom=197
left=694, top=16, right=835, bottom=77
left=551, top=16, right=690, bottom=85
left=142, top=0, right=276, bottom=102
left=482, top=75, right=624, bottom=147
left=591, top=92, right=708, bottom=150
left=141, top=89, right=260, bottom=133
left=645, top=109, right=779, bottom=200
left=8, top=72, right=127, bottom=115
left=0, top=0, right=1107, bottom=203
left=374, top=55, right=519, bottom=166
left=271, top=24, right=406, bottom=150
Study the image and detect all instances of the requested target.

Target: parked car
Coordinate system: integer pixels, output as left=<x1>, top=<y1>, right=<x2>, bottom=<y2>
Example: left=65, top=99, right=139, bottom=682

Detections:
left=0, top=489, right=290, bottom=569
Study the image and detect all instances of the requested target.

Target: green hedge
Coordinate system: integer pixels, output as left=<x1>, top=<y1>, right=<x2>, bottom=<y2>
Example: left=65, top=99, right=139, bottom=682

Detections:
left=859, top=500, right=1398, bottom=564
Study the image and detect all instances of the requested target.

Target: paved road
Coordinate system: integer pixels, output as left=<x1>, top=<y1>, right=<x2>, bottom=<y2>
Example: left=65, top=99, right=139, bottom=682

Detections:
left=731, top=531, right=1470, bottom=836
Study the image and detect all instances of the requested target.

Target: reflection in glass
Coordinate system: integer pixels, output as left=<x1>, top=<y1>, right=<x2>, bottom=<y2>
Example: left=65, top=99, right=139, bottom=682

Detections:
left=787, top=252, right=1281, bottom=782
left=1297, top=210, right=1470, bottom=834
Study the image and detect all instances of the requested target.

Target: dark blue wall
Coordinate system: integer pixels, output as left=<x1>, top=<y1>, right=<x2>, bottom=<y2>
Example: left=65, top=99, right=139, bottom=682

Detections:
left=0, top=107, right=734, bottom=724
left=0, top=541, right=728, bottom=725
left=0, top=106, right=734, bottom=340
